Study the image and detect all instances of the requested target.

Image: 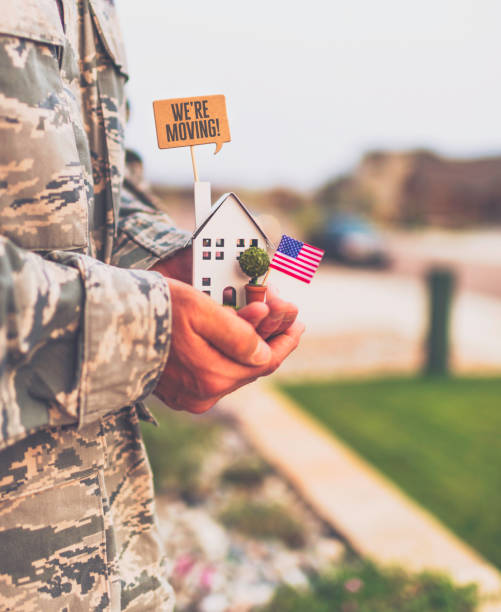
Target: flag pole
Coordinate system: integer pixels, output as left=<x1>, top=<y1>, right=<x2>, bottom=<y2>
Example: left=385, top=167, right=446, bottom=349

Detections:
left=190, top=146, right=199, bottom=182
left=262, top=268, right=271, bottom=286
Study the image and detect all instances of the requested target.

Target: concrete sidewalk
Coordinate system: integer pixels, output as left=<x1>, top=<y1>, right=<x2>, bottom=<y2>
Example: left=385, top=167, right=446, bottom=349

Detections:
left=218, top=381, right=501, bottom=610
left=267, top=266, right=501, bottom=380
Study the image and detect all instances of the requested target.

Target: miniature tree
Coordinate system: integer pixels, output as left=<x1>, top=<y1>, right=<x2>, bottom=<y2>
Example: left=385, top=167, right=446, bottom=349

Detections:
left=239, top=247, right=270, bottom=285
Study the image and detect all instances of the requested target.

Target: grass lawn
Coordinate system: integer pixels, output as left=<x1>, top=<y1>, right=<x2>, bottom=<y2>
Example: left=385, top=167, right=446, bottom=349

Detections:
left=281, top=377, right=501, bottom=569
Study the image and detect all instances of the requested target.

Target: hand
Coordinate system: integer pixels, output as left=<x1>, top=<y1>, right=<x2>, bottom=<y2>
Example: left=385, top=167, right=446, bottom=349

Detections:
left=237, top=286, right=298, bottom=340
left=153, top=279, right=304, bottom=414
left=150, top=246, right=192, bottom=285
left=152, top=250, right=299, bottom=340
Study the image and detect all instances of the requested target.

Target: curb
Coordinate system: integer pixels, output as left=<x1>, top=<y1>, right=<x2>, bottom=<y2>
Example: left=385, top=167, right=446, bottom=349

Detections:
left=218, top=381, right=501, bottom=608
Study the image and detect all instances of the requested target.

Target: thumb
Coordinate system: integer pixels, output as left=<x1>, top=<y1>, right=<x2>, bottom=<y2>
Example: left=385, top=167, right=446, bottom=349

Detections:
left=195, top=300, right=272, bottom=366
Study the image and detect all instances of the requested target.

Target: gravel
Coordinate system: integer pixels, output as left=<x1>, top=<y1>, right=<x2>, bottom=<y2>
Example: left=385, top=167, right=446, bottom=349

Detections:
left=154, top=416, right=347, bottom=611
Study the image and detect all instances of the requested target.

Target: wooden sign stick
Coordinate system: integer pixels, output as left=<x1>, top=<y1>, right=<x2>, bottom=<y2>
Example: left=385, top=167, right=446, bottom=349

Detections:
left=190, top=145, right=199, bottom=182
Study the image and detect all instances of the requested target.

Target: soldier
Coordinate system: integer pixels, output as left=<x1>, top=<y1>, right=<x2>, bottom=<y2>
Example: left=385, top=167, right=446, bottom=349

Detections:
left=0, top=1, right=303, bottom=610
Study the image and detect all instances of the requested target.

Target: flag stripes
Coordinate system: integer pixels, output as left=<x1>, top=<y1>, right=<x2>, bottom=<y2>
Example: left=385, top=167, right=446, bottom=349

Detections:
left=273, top=252, right=317, bottom=272
left=269, top=235, right=324, bottom=284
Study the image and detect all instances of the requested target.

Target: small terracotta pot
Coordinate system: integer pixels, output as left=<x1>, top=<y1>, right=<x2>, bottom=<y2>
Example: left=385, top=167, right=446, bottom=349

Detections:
left=245, top=284, right=267, bottom=304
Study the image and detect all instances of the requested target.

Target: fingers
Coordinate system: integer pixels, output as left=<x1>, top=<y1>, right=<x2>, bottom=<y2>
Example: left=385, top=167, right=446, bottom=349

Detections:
left=257, top=286, right=299, bottom=339
left=157, top=280, right=304, bottom=416
left=237, top=302, right=270, bottom=329
left=261, top=320, right=305, bottom=374
left=194, top=318, right=305, bottom=388
left=237, top=286, right=299, bottom=340
left=156, top=318, right=305, bottom=414
left=183, top=339, right=265, bottom=397
left=186, top=320, right=305, bottom=402
left=194, top=298, right=272, bottom=367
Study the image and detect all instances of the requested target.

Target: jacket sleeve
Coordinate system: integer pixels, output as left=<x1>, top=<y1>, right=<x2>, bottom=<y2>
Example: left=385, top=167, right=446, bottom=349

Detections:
left=111, top=180, right=191, bottom=271
left=0, top=235, right=172, bottom=450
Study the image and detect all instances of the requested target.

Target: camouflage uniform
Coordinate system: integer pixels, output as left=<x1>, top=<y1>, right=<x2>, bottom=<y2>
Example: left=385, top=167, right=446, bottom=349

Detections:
left=0, top=0, right=189, bottom=609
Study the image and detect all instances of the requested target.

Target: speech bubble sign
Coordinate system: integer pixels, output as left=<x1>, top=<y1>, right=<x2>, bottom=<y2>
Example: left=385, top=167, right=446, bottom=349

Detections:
left=153, top=95, right=231, bottom=154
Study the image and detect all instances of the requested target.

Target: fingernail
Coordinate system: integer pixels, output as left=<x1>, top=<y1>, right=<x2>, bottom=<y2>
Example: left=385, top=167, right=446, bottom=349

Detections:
left=251, top=341, right=272, bottom=365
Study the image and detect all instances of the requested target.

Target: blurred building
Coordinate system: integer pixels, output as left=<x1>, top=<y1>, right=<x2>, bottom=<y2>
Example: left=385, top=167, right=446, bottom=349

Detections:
left=356, top=150, right=501, bottom=227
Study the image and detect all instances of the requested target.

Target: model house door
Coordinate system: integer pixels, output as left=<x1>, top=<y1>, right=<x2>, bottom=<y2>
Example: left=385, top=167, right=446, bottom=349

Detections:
left=223, top=286, right=236, bottom=307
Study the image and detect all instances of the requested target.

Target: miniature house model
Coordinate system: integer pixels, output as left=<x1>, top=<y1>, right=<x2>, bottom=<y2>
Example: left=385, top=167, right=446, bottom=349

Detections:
left=190, top=183, right=273, bottom=308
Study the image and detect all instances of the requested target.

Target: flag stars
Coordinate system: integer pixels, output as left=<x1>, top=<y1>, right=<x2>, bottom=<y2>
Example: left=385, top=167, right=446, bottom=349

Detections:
left=278, top=236, right=303, bottom=258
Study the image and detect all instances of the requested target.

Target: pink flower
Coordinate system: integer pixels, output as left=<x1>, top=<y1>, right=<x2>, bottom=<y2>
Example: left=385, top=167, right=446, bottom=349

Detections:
left=344, top=578, right=363, bottom=593
left=174, top=555, right=196, bottom=578
left=200, top=566, right=215, bottom=589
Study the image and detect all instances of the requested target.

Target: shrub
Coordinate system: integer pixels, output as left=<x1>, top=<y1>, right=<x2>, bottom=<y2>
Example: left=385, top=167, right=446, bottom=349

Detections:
left=221, top=457, right=271, bottom=488
left=239, top=247, right=270, bottom=285
left=220, top=500, right=306, bottom=548
left=257, top=560, right=478, bottom=612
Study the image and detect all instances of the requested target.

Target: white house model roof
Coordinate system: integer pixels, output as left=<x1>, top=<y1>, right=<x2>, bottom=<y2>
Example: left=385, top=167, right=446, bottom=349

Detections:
left=188, top=192, right=275, bottom=249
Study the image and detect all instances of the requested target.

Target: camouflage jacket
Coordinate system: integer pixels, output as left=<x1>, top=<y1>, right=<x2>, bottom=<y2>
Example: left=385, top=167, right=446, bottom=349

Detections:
left=0, top=0, right=189, bottom=609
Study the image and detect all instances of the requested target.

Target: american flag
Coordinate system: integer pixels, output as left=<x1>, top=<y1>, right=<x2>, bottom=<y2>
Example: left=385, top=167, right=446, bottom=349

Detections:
left=269, top=235, right=324, bottom=284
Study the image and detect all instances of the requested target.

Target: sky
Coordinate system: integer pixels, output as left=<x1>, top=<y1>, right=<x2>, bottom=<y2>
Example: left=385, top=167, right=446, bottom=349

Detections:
left=118, top=0, right=501, bottom=190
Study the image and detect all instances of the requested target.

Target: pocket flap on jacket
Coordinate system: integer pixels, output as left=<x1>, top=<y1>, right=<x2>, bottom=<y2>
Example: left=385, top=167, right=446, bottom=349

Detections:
left=0, top=0, right=65, bottom=46
left=89, top=0, right=129, bottom=79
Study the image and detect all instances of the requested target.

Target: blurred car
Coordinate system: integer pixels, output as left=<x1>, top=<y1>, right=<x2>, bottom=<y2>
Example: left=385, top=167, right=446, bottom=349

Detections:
left=310, top=215, right=391, bottom=267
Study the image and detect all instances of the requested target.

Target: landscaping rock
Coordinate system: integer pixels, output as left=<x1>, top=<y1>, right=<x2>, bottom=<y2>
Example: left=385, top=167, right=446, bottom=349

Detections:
left=153, top=411, right=347, bottom=611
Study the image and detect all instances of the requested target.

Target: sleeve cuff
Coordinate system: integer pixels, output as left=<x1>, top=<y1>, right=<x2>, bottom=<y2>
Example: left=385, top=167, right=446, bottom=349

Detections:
left=48, top=252, right=172, bottom=426
left=112, top=210, right=191, bottom=270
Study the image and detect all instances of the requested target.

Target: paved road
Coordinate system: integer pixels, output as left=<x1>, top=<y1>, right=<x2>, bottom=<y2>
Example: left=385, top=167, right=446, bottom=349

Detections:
left=386, top=230, right=501, bottom=299
left=269, top=261, right=501, bottom=379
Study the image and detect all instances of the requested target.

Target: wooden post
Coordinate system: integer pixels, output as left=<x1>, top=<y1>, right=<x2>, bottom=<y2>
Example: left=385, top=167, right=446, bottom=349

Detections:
left=424, top=266, right=455, bottom=376
left=190, top=146, right=199, bottom=182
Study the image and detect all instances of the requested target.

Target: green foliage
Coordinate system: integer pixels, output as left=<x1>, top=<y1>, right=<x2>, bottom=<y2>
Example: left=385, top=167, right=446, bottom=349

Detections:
left=290, top=204, right=324, bottom=237
left=281, top=376, right=501, bottom=568
left=314, top=173, right=372, bottom=216
left=221, top=457, right=271, bottom=488
left=219, top=501, right=306, bottom=548
left=258, top=560, right=478, bottom=612
left=266, top=187, right=306, bottom=212
left=238, top=247, right=270, bottom=284
left=141, top=399, right=219, bottom=504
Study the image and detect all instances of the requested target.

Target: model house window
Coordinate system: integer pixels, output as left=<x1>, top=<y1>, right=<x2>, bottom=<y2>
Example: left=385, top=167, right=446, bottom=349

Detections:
left=250, top=239, right=258, bottom=247
left=236, top=239, right=245, bottom=247
left=203, top=251, right=211, bottom=260
left=202, top=278, right=211, bottom=286
left=216, top=238, right=224, bottom=247
left=203, top=290, right=211, bottom=296
left=203, top=238, right=211, bottom=247
left=215, top=251, right=224, bottom=260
